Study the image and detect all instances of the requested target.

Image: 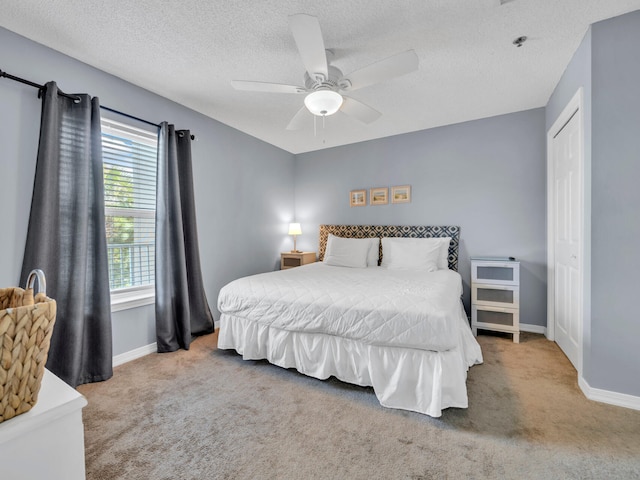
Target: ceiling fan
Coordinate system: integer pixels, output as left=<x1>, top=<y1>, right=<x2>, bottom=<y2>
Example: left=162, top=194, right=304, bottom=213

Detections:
left=231, top=14, right=419, bottom=130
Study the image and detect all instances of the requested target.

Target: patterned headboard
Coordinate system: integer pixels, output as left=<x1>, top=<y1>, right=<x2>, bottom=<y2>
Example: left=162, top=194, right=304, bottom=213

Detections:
left=319, top=225, right=460, bottom=271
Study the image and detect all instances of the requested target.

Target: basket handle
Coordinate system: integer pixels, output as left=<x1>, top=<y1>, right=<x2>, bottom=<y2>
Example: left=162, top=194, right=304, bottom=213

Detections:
left=26, top=269, right=47, bottom=296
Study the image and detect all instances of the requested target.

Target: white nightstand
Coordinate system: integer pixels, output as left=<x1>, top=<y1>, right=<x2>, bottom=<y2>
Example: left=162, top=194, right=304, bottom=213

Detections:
left=471, top=257, right=520, bottom=343
left=280, top=252, right=316, bottom=270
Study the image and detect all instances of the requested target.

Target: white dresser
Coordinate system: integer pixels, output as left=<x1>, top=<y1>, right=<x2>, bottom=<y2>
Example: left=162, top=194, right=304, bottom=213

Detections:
left=471, top=257, right=520, bottom=343
left=0, top=369, right=88, bottom=480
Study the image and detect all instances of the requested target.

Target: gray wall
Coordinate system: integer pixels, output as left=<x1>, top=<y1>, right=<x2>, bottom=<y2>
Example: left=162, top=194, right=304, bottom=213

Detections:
left=294, top=109, right=547, bottom=326
left=590, top=11, right=640, bottom=396
left=0, top=27, right=295, bottom=356
left=545, top=10, right=640, bottom=398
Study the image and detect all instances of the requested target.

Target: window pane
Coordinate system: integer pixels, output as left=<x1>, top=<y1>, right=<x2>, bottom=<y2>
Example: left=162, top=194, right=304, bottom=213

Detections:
left=105, top=215, right=155, bottom=290
left=101, top=118, right=158, bottom=291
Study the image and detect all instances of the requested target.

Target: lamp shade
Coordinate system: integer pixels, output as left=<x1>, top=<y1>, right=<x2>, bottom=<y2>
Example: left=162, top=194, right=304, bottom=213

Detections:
left=304, top=90, right=343, bottom=116
left=288, top=223, right=302, bottom=236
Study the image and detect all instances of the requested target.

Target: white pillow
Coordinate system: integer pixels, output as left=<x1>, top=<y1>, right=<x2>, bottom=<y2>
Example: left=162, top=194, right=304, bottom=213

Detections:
left=324, top=234, right=370, bottom=268
left=436, top=237, right=452, bottom=270
left=381, top=237, right=446, bottom=271
left=367, top=237, right=380, bottom=267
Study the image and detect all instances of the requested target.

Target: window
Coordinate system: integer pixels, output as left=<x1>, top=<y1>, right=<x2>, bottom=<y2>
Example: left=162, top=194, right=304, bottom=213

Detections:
left=101, top=117, right=158, bottom=311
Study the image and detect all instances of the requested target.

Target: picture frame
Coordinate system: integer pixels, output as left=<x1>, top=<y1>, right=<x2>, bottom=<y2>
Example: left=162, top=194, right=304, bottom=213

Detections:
left=350, top=189, right=367, bottom=207
left=391, top=185, right=411, bottom=204
left=370, top=187, right=388, bottom=205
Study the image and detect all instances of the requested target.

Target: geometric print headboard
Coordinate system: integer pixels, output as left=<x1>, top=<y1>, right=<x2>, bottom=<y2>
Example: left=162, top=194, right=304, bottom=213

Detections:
left=318, top=225, right=460, bottom=271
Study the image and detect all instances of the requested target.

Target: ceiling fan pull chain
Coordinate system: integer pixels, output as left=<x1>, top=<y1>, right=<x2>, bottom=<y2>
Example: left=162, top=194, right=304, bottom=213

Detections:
left=322, top=115, right=327, bottom=144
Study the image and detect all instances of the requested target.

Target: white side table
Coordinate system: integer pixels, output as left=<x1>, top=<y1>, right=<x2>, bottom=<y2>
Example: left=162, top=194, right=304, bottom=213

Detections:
left=471, top=257, right=521, bottom=343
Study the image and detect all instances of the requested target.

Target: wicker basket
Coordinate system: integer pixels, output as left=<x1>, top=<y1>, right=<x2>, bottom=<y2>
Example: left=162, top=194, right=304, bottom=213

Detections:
left=0, top=270, right=57, bottom=423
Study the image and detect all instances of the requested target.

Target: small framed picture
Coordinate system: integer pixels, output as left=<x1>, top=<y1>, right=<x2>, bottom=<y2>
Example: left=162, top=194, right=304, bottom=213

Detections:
left=350, top=189, right=367, bottom=207
left=370, top=187, right=388, bottom=205
left=391, top=185, right=411, bottom=204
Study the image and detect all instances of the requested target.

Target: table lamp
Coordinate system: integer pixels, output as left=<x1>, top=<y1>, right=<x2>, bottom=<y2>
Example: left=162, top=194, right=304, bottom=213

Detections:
left=288, top=223, right=302, bottom=253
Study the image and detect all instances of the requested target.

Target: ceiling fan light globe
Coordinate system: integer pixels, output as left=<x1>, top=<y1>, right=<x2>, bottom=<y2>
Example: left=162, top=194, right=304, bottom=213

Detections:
left=304, top=90, right=343, bottom=116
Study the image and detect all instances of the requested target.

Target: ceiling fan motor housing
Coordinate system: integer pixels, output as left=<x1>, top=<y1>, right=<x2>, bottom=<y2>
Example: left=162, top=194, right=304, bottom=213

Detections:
left=304, top=65, right=345, bottom=92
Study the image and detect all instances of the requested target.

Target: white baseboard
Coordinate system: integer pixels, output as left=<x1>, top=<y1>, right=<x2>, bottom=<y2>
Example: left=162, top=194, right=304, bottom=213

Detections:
left=520, top=323, right=547, bottom=335
left=579, top=376, right=640, bottom=411
left=112, top=343, right=157, bottom=367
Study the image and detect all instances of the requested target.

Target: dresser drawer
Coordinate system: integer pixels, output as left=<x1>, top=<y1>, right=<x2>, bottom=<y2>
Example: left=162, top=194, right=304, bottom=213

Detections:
left=472, top=261, right=519, bottom=286
left=472, top=283, right=519, bottom=309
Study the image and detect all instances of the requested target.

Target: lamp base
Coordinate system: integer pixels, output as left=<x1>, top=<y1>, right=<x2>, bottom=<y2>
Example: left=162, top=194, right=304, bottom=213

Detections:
left=291, top=234, right=301, bottom=254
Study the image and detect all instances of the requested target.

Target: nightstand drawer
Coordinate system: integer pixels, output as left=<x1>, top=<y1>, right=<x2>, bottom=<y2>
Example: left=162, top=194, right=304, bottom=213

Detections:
left=472, top=261, right=519, bottom=286
left=472, top=305, right=519, bottom=331
left=282, top=256, right=302, bottom=268
left=472, top=283, right=519, bottom=309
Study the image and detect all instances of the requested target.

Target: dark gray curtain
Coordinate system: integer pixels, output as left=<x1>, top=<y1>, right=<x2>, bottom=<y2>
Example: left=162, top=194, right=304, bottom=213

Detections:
left=20, top=81, right=112, bottom=388
left=155, top=122, right=214, bottom=352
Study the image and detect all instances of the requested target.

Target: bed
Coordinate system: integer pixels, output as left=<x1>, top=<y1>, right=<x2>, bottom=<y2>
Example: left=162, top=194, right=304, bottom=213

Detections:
left=217, top=225, right=483, bottom=417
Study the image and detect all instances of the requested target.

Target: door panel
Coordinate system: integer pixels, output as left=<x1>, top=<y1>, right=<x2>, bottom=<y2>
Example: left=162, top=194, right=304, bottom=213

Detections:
left=552, top=109, right=582, bottom=370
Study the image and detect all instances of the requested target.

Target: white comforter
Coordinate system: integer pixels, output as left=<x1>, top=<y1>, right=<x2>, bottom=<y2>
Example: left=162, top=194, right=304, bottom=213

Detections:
left=218, top=263, right=465, bottom=352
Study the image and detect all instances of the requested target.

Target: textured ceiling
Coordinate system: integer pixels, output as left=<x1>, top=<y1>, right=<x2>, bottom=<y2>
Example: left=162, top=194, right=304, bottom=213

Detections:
left=2, top=1, right=640, bottom=154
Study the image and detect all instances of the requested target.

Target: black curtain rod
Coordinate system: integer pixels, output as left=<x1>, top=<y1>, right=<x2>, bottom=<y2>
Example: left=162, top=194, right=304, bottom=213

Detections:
left=1, top=68, right=79, bottom=101
left=1, top=68, right=195, bottom=140
left=100, top=106, right=195, bottom=140
left=100, top=105, right=159, bottom=129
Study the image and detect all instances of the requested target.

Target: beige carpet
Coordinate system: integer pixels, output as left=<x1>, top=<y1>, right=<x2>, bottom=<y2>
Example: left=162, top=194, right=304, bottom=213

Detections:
left=78, top=331, right=640, bottom=479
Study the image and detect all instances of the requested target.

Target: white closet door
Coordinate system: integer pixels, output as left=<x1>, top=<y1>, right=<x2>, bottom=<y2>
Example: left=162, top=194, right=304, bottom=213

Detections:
left=551, top=107, right=582, bottom=370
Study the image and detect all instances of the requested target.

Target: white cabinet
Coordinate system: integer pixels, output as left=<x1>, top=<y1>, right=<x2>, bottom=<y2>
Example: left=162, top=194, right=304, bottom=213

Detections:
left=471, top=257, right=520, bottom=343
left=0, top=370, right=88, bottom=480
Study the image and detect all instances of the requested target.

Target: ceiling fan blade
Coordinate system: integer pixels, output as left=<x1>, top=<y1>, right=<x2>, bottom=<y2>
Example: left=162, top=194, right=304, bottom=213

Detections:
left=340, top=96, right=381, bottom=124
left=231, top=80, right=306, bottom=94
left=340, top=50, right=419, bottom=91
left=286, top=106, right=310, bottom=130
left=288, top=14, right=328, bottom=81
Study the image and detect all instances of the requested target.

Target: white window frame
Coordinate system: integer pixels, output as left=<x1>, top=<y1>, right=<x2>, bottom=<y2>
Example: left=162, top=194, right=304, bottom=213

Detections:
left=101, top=116, right=158, bottom=312
left=110, top=285, right=155, bottom=312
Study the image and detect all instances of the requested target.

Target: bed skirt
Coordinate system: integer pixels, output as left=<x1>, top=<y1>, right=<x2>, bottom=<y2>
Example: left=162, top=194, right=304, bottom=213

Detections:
left=218, top=307, right=481, bottom=417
